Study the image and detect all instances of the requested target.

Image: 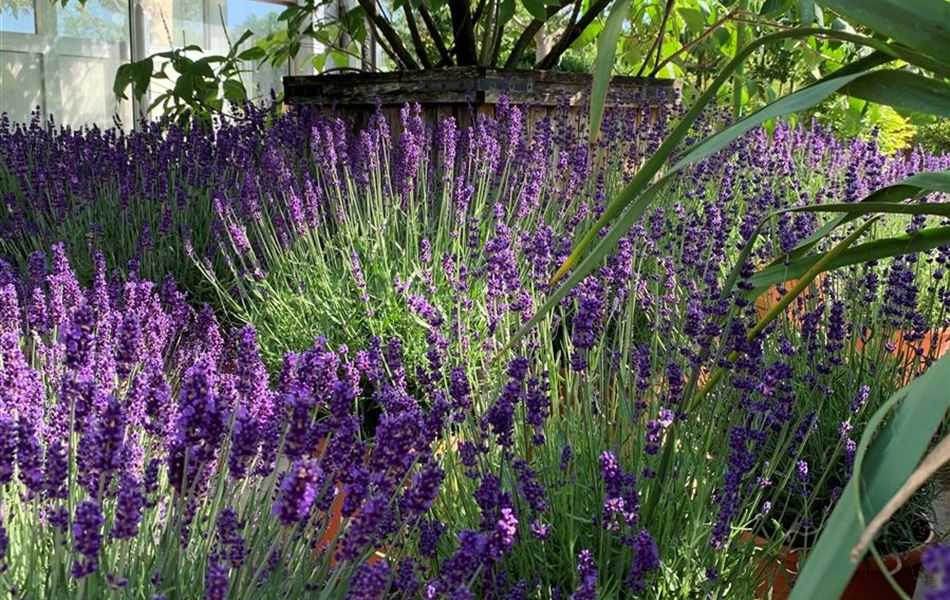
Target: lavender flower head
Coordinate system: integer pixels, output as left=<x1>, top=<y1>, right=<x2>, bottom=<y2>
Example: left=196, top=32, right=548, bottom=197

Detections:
left=272, top=459, right=323, bottom=525
left=922, top=544, right=950, bottom=600
left=72, top=500, right=104, bottom=578
left=346, top=561, right=391, bottom=600
left=111, top=472, right=145, bottom=540
left=61, top=304, right=95, bottom=370
left=626, top=529, right=660, bottom=591
left=569, top=550, right=597, bottom=600
left=204, top=556, right=229, bottom=600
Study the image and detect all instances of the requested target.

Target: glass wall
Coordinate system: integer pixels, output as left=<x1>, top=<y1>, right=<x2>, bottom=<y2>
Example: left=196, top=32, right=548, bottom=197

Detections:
left=0, top=0, right=297, bottom=129
left=226, top=0, right=284, bottom=98
left=1, top=2, right=37, bottom=34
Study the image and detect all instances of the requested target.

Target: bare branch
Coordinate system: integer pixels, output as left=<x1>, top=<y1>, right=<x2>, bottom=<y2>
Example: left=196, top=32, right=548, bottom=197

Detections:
left=504, top=0, right=572, bottom=69
left=536, top=0, right=612, bottom=70
left=355, top=0, right=420, bottom=70
left=649, top=8, right=739, bottom=77
left=403, top=4, right=432, bottom=68
left=636, top=0, right=675, bottom=77
left=418, top=4, right=453, bottom=66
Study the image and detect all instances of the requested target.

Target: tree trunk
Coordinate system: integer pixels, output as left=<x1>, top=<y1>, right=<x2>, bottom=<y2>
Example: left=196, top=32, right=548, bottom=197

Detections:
left=449, top=0, right=479, bottom=66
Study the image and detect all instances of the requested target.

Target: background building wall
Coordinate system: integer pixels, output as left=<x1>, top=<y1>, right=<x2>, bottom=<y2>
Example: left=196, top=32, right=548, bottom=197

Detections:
left=0, top=0, right=297, bottom=128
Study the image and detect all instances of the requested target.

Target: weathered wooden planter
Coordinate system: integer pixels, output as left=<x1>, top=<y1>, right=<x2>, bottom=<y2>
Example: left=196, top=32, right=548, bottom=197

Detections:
left=283, top=67, right=677, bottom=132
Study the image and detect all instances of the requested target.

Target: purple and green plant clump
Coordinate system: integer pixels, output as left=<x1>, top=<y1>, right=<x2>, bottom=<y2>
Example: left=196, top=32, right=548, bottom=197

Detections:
left=0, top=98, right=948, bottom=598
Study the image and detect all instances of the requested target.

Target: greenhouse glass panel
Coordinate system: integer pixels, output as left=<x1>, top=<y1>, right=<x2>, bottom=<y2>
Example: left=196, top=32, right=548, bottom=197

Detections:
left=141, top=0, right=204, bottom=50
left=0, top=1, right=36, bottom=34
left=1, top=0, right=300, bottom=128
left=0, top=0, right=132, bottom=127
left=58, top=0, right=127, bottom=41
left=226, top=0, right=286, bottom=100
left=53, top=0, right=132, bottom=127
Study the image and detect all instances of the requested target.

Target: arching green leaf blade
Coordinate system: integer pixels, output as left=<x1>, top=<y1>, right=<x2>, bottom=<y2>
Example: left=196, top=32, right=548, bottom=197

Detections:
left=842, top=70, right=950, bottom=118
left=671, top=69, right=918, bottom=172
left=817, top=0, right=950, bottom=59
left=776, top=170, right=950, bottom=265
left=589, top=0, right=631, bottom=142
left=747, top=225, right=950, bottom=298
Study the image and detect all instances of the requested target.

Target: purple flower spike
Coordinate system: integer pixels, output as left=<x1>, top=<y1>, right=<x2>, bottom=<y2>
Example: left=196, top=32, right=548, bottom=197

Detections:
left=346, top=561, right=391, bottom=600
left=61, top=304, right=95, bottom=370
left=272, top=459, right=323, bottom=526
left=418, top=519, right=445, bottom=558
left=0, top=416, right=16, bottom=485
left=204, top=556, right=229, bottom=600
left=0, top=514, right=7, bottom=573
left=571, top=278, right=605, bottom=372
left=922, top=544, right=950, bottom=600
left=569, top=550, right=597, bottom=600
left=403, top=460, right=444, bottom=515
left=111, top=472, right=145, bottom=540
left=72, top=500, right=104, bottom=578
left=626, top=529, right=660, bottom=591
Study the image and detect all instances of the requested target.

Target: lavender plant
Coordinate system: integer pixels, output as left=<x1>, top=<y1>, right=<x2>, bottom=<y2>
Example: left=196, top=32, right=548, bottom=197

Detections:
left=1, top=94, right=949, bottom=597
left=0, top=247, right=756, bottom=598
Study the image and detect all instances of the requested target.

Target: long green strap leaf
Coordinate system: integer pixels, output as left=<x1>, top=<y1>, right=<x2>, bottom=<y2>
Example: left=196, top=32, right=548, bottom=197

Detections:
left=787, top=201, right=950, bottom=219
left=841, top=70, right=950, bottom=118
left=789, top=353, right=950, bottom=600
left=589, top=0, right=631, bottom=142
left=885, top=43, right=950, bottom=78
left=773, top=170, right=950, bottom=267
left=747, top=225, right=950, bottom=297
left=894, top=170, right=950, bottom=194
left=506, top=63, right=928, bottom=349
left=508, top=63, right=901, bottom=352
left=514, top=27, right=940, bottom=354
left=816, top=0, right=950, bottom=59
left=852, top=433, right=950, bottom=559
left=689, top=217, right=879, bottom=411
left=671, top=69, right=949, bottom=170
left=558, top=27, right=905, bottom=286
left=670, top=70, right=869, bottom=171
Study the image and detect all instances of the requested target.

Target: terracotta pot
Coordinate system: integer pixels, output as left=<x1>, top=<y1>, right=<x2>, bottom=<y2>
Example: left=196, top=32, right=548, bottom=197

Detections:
left=754, top=276, right=826, bottom=324
left=310, top=439, right=385, bottom=566
left=746, top=530, right=935, bottom=600
left=854, top=327, right=950, bottom=383
left=920, top=327, right=950, bottom=359
left=855, top=327, right=950, bottom=358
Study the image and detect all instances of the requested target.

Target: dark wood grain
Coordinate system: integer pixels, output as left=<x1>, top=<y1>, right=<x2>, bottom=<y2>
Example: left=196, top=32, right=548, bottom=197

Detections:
left=285, top=68, right=677, bottom=107
left=285, top=68, right=679, bottom=134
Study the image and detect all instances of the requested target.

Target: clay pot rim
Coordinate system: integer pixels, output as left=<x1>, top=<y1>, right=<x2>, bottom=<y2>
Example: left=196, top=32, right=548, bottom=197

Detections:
left=744, top=526, right=937, bottom=573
